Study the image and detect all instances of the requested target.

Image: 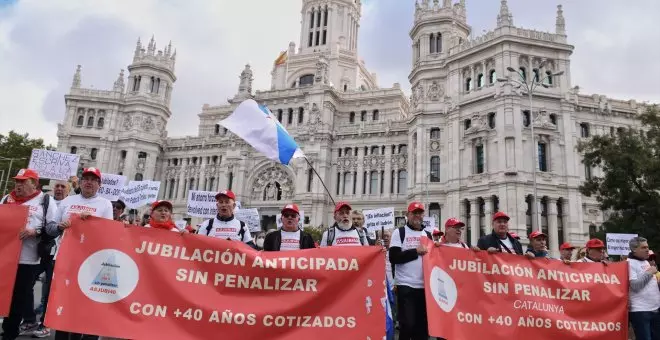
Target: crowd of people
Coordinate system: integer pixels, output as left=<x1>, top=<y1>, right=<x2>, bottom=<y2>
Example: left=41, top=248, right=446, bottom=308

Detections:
left=1, top=167, right=659, bottom=340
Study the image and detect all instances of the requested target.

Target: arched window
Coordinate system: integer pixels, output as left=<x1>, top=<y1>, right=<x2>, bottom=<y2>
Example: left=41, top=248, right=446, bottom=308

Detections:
left=97, top=117, right=104, bottom=129
left=277, top=109, right=283, bottom=122
left=87, top=116, right=94, bottom=127
left=519, top=67, right=527, bottom=81
left=525, top=194, right=533, bottom=236
left=463, top=199, right=472, bottom=246
left=397, top=170, right=407, bottom=194
left=436, top=33, right=442, bottom=53
left=429, top=203, right=441, bottom=225
left=344, top=147, right=352, bottom=156
left=465, top=78, right=472, bottom=92
left=150, top=76, right=156, bottom=93
left=372, top=110, right=379, bottom=121
left=557, top=198, right=565, bottom=245
left=343, top=172, right=352, bottom=195
left=540, top=197, right=549, bottom=237
left=307, top=168, right=313, bottom=192
left=343, top=84, right=348, bottom=92
left=369, top=171, right=378, bottom=194
left=168, top=179, right=175, bottom=198
left=209, top=177, right=215, bottom=191
left=477, top=73, right=484, bottom=88
left=430, top=128, right=440, bottom=139
left=430, top=156, right=440, bottom=182
left=489, top=70, right=496, bottom=84
left=77, top=116, right=84, bottom=126
left=399, top=144, right=408, bottom=154
left=287, top=108, right=293, bottom=125
left=361, top=111, right=366, bottom=122
left=478, top=197, right=486, bottom=237
left=298, top=107, right=304, bottom=124
left=299, top=74, right=314, bottom=87
left=70, top=146, right=77, bottom=154
left=138, top=152, right=147, bottom=159
left=90, top=148, right=97, bottom=160
left=429, top=33, right=436, bottom=54
left=550, top=114, right=557, bottom=125
left=349, top=112, right=355, bottom=123
left=189, top=178, right=196, bottom=190
left=545, top=71, right=553, bottom=85
left=135, top=173, right=143, bottom=181
left=533, top=69, right=540, bottom=83
left=214, top=124, right=220, bottom=135
left=228, top=172, right=234, bottom=190
left=155, top=78, right=161, bottom=94
left=580, top=123, right=590, bottom=137
left=132, top=76, right=141, bottom=91
left=488, top=112, right=496, bottom=129
left=120, top=150, right=127, bottom=159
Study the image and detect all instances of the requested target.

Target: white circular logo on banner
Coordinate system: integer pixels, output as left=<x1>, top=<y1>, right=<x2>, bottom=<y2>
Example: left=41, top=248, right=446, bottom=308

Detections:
left=429, top=266, right=458, bottom=312
left=78, top=249, right=139, bottom=303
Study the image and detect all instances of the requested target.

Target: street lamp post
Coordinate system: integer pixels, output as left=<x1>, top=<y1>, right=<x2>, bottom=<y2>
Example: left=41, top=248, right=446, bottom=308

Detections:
left=497, top=63, right=564, bottom=232
left=1, top=157, right=15, bottom=196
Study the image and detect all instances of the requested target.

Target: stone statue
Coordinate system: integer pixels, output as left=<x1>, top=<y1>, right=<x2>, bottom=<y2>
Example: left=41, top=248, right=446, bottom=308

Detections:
left=427, top=81, right=444, bottom=101
left=238, top=64, right=253, bottom=96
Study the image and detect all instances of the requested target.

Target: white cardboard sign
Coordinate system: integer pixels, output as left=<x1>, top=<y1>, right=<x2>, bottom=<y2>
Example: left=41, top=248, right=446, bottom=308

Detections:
left=28, top=149, right=80, bottom=180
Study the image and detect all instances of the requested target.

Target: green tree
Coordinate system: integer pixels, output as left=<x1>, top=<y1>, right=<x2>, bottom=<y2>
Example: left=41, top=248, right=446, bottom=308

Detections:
left=0, top=130, right=54, bottom=194
left=577, top=106, right=660, bottom=251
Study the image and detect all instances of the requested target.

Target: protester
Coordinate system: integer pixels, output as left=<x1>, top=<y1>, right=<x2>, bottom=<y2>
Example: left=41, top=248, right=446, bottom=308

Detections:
left=432, top=229, right=443, bottom=242
left=255, top=232, right=266, bottom=250
left=510, top=232, right=520, bottom=241
left=111, top=200, right=126, bottom=222
left=576, top=239, right=607, bottom=263
left=0, top=169, right=58, bottom=340
left=47, top=167, right=113, bottom=340
left=525, top=231, right=553, bottom=259
left=559, top=242, right=575, bottom=262
left=440, top=218, right=468, bottom=248
left=263, top=204, right=315, bottom=251
left=143, top=200, right=186, bottom=233
left=320, top=202, right=369, bottom=247
left=388, top=202, right=434, bottom=340
left=476, top=212, right=523, bottom=255
left=197, top=190, right=256, bottom=249
left=626, top=237, right=660, bottom=340
left=352, top=210, right=376, bottom=245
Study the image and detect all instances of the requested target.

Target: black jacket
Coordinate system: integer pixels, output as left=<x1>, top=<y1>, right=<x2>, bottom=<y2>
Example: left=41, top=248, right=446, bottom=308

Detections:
left=263, top=229, right=316, bottom=251
left=477, top=232, right=524, bottom=255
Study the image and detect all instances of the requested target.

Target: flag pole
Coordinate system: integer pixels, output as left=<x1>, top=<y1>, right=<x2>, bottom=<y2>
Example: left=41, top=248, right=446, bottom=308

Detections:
left=304, top=157, right=336, bottom=206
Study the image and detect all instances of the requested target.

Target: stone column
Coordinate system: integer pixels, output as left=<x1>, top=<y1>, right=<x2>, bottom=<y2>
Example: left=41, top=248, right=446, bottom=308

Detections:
left=548, top=198, right=559, bottom=257
left=470, top=199, right=479, bottom=246
left=162, top=178, right=168, bottom=200
left=484, top=196, right=493, bottom=235
left=177, top=170, right=186, bottom=201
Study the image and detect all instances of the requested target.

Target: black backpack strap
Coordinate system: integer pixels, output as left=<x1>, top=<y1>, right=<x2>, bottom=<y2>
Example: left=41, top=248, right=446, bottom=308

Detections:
left=41, top=194, right=50, bottom=230
left=399, top=226, right=406, bottom=244
left=425, top=230, right=432, bottom=240
left=356, top=228, right=366, bottom=245
left=326, top=227, right=335, bottom=246
left=238, top=221, right=247, bottom=241
left=297, top=230, right=304, bottom=250
left=205, top=218, right=214, bottom=236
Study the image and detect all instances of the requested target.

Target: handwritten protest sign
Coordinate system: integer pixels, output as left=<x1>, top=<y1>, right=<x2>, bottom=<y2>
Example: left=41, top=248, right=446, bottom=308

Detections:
left=0, top=205, right=29, bottom=316
left=606, top=233, right=638, bottom=256
left=276, top=210, right=304, bottom=230
left=120, top=181, right=160, bottom=209
left=98, top=173, right=127, bottom=201
left=236, top=208, right=261, bottom=233
left=186, top=190, right=218, bottom=218
left=28, top=149, right=80, bottom=180
left=364, top=208, right=394, bottom=236
left=424, top=244, right=628, bottom=340
left=46, top=216, right=385, bottom=339
left=423, top=216, right=437, bottom=234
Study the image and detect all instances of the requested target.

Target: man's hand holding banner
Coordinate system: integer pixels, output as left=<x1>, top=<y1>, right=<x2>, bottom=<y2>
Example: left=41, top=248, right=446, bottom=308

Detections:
left=45, top=217, right=385, bottom=339
left=424, top=244, right=629, bottom=340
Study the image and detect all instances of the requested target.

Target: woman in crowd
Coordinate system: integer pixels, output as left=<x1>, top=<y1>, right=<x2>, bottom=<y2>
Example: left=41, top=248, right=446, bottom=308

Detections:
left=143, top=200, right=186, bottom=233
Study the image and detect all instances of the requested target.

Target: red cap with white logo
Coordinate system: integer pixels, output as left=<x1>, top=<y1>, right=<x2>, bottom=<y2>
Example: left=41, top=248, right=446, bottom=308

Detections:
left=82, top=167, right=102, bottom=180
left=445, top=218, right=465, bottom=228
left=281, top=203, right=300, bottom=215
left=407, top=202, right=425, bottom=213
left=529, top=230, right=547, bottom=239
left=13, top=169, right=39, bottom=181
left=215, top=190, right=236, bottom=200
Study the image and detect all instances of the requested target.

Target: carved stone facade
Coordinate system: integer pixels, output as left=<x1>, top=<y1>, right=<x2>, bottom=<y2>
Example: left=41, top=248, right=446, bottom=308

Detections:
left=56, top=1, right=649, bottom=253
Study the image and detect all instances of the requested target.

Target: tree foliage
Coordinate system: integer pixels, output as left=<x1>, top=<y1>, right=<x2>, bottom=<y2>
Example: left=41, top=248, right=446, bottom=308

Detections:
left=577, top=106, right=660, bottom=251
left=0, top=131, right=54, bottom=194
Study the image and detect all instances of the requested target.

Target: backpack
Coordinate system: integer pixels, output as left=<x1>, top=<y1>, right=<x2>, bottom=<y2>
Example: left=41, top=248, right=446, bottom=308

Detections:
left=203, top=217, right=247, bottom=240
left=391, top=226, right=432, bottom=278
left=326, top=226, right=367, bottom=246
left=2, top=193, right=56, bottom=259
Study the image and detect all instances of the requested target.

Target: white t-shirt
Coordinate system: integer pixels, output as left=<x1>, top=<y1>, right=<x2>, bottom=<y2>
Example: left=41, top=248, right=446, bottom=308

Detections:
left=628, top=258, right=660, bottom=312
left=320, top=226, right=368, bottom=247
left=443, top=242, right=468, bottom=249
left=390, top=226, right=430, bottom=289
left=280, top=230, right=301, bottom=251
left=54, top=194, right=113, bottom=259
left=499, top=237, right=514, bottom=253
left=198, top=217, right=253, bottom=243
left=1, top=192, right=58, bottom=265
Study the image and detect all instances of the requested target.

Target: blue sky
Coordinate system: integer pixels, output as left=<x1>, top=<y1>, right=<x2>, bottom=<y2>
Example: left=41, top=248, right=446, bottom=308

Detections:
left=0, top=0, right=658, bottom=144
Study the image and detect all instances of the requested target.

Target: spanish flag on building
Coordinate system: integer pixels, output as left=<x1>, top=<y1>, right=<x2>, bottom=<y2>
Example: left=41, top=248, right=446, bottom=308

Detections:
left=274, top=51, right=287, bottom=66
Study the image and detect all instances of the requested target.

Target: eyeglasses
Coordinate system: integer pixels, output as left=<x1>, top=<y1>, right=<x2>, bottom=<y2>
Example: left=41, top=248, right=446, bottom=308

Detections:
left=282, top=213, right=297, bottom=219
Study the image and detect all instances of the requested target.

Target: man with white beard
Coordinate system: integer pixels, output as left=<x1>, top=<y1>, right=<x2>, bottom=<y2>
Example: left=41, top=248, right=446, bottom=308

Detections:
left=320, top=202, right=369, bottom=247
left=439, top=218, right=469, bottom=249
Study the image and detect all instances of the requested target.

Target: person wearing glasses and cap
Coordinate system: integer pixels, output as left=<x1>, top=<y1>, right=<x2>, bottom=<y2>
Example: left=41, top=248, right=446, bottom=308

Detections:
left=197, top=190, right=256, bottom=249
left=576, top=239, right=607, bottom=263
left=320, top=201, right=369, bottom=247
left=476, top=211, right=523, bottom=255
left=440, top=218, right=468, bottom=249
left=263, top=204, right=315, bottom=251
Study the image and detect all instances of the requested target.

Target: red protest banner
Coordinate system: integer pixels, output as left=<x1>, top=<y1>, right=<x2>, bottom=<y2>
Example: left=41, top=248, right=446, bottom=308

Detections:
left=0, top=205, right=29, bottom=316
left=424, top=245, right=629, bottom=340
left=46, top=217, right=385, bottom=339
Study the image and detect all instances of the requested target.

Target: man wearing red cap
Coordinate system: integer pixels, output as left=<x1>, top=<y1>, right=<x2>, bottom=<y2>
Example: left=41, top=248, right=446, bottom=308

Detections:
left=48, top=167, right=113, bottom=340
left=389, top=202, right=434, bottom=340
left=576, top=239, right=607, bottom=263
left=197, top=190, right=256, bottom=249
left=263, top=204, right=315, bottom=251
left=525, top=231, right=553, bottom=259
left=440, top=218, right=468, bottom=249
left=0, top=169, right=58, bottom=340
left=559, top=242, right=575, bottom=262
left=320, top=202, right=369, bottom=247
left=476, top=211, right=523, bottom=255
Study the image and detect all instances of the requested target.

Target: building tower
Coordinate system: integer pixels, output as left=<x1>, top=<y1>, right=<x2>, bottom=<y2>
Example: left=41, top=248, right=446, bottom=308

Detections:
left=299, top=0, right=362, bottom=54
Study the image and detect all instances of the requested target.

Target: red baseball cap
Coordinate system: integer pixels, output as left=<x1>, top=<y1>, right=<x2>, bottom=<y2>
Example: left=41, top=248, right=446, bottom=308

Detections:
left=13, top=169, right=39, bottom=181
left=529, top=230, right=547, bottom=239
left=215, top=190, right=236, bottom=200
left=492, top=211, right=510, bottom=221
left=432, top=229, right=444, bottom=236
left=151, top=200, right=173, bottom=212
left=586, top=238, right=605, bottom=249
left=509, top=232, right=520, bottom=239
left=281, top=203, right=300, bottom=215
left=334, top=201, right=352, bottom=213
left=445, top=218, right=465, bottom=228
left=82, top=167, right=102, bottom=180
left=560, top=242, right=575, bottom=250
left=408, top=202, right=425, bottom=213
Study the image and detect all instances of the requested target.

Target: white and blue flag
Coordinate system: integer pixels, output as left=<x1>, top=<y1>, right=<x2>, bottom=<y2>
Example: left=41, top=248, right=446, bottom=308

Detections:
left=219, top=99, right=304, bottom=165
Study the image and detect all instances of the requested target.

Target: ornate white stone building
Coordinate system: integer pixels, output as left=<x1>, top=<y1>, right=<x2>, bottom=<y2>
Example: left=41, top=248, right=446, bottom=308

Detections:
left=56, top=0, right=648, bottom=255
